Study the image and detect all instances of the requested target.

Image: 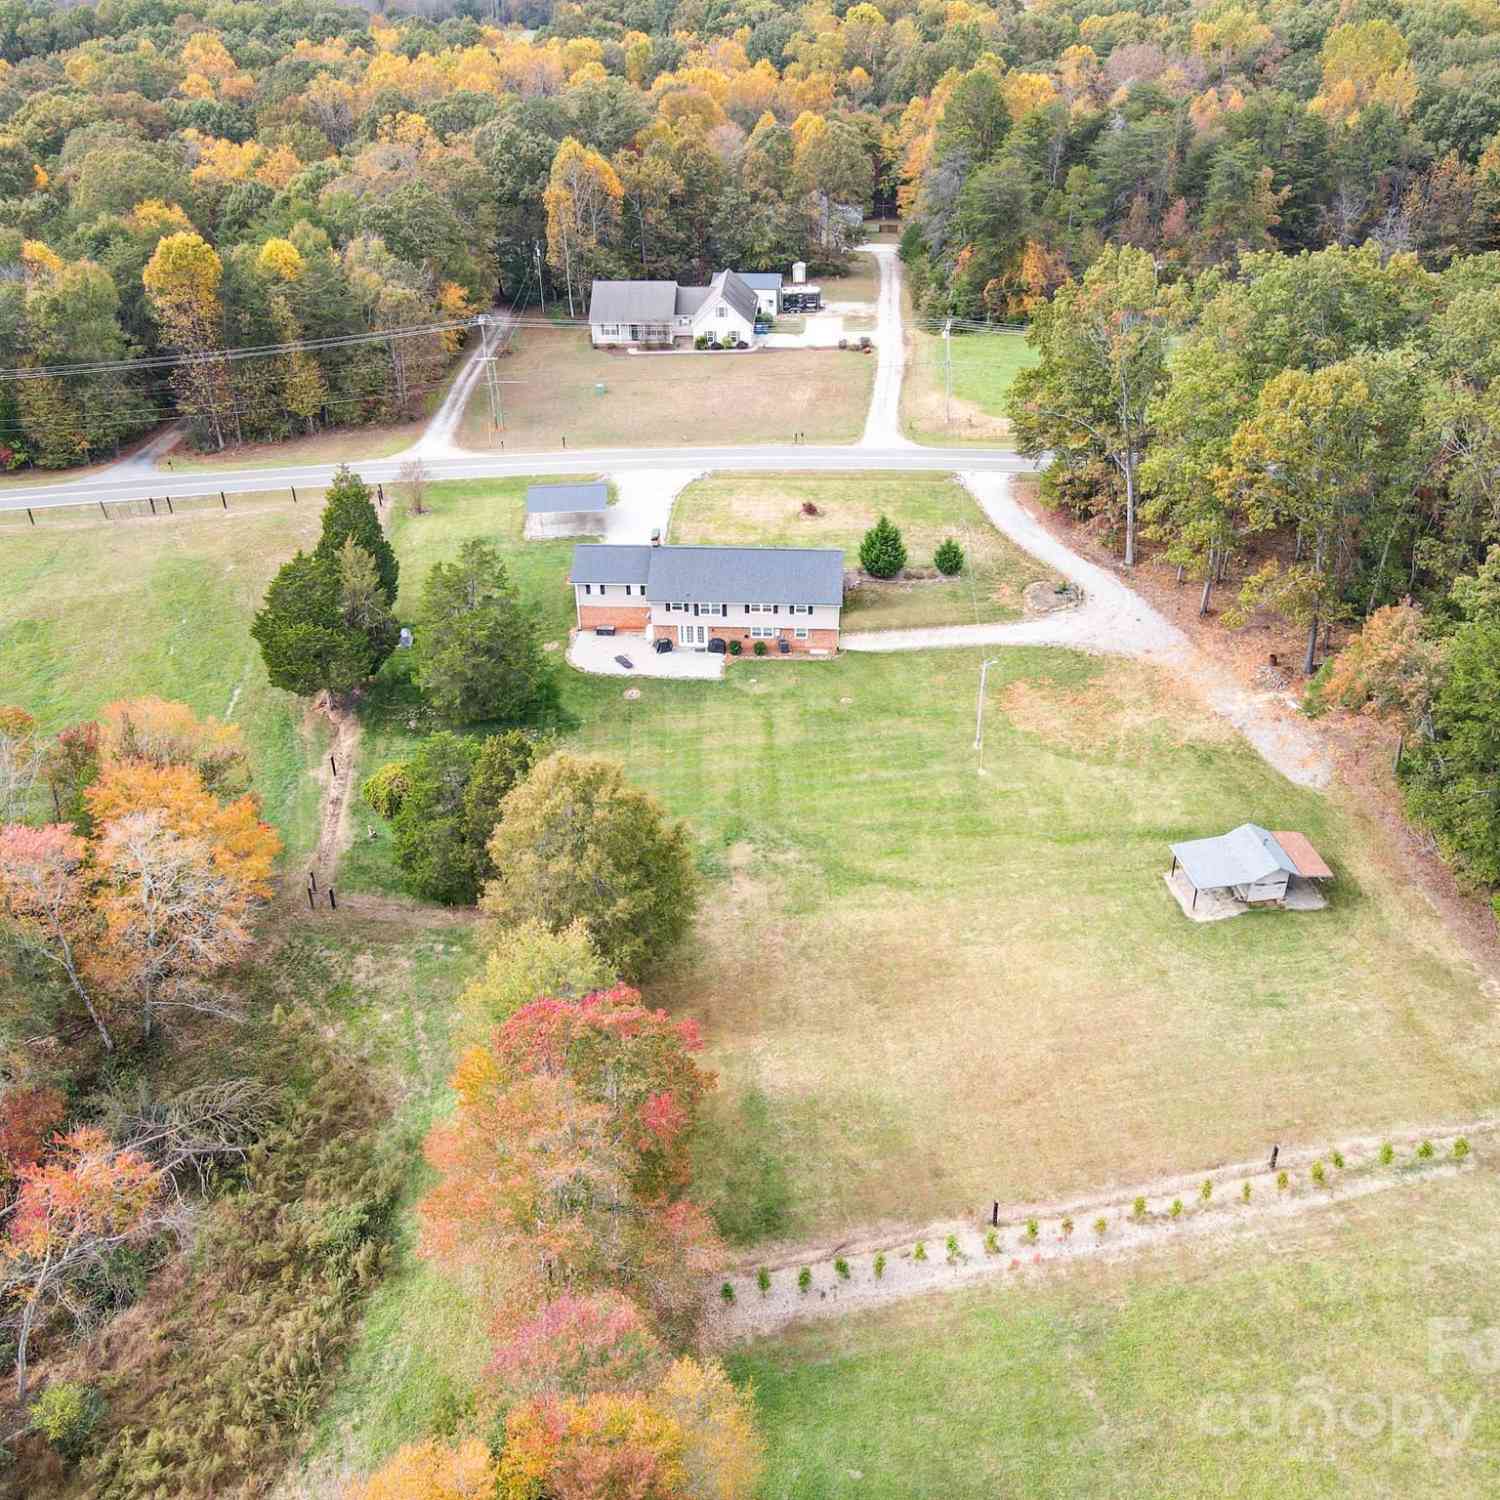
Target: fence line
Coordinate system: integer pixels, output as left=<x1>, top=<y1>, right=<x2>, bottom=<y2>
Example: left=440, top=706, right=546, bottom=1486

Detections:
left=0, top=484, right=343, bottom=530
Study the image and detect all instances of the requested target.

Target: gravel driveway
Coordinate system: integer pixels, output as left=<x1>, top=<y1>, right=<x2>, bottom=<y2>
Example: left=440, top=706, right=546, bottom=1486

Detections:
left=843, top=473, right=1333, bottom=790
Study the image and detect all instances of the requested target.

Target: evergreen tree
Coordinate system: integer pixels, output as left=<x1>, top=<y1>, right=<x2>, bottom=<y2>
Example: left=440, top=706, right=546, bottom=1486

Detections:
left=860, top=515, right=908, bottom=578
left=314, top=466, right=398, bottom=604
left=412, top=541, right=558, bottom=726
left=251, top=545, right=394, bottom=699
left=383, top=729, right=543, bottom=905
left=934, top=538, right=965, bottom=576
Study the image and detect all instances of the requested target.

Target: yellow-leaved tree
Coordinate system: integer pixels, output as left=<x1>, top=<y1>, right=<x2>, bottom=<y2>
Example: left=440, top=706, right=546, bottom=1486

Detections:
left=143, top=231, right=237, bottom=448
left=543, top=136, right=623, bottom=317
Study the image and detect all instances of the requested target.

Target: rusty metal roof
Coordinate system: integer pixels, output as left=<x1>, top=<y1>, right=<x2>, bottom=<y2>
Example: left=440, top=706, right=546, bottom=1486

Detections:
left=1271, top=830, right=1334, bottom=880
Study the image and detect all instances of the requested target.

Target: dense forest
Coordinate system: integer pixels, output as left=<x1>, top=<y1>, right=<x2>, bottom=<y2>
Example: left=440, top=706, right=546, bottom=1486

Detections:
left=4, top=0, right=1500, bottom=462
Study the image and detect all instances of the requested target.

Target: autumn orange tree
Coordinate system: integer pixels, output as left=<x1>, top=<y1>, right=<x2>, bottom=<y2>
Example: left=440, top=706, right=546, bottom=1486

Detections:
left=0, top=1126, right=159, bottom=1400
left=0, top=700, right=279, bottom=1050
left=420, top=986, right=721, bottom=1343
left=496, top=1357, right=762, bottom=1500
left=341, top=1437, right=498, bottom=1500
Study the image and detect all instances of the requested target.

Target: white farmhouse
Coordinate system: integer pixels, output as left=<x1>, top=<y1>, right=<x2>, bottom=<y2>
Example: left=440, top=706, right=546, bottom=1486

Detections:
left=588, top=271, right=760, bottom=347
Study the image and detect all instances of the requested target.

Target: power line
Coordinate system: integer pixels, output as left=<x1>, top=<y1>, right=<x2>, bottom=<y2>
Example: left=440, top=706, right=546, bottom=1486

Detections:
left=0, top=318, right=482, bottom=381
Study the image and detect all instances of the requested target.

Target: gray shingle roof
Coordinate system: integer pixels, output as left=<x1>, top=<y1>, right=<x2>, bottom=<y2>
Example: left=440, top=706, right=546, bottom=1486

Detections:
left=1170, top=824, right=1299, bottom=891
left=569, top=543, right=845, bottom=605
left=526, top=482, right=608, bottom=514
left=571, top=543, right=651, bottom=587
left=710, top=270, right=760, bottom=325
left=736, top=272, right=783, bottom=291
left=588, top=280, right=677, bottom=324
left=647, top=545, right=843, bottom=606
left=674, top=285, right=710, bottom=316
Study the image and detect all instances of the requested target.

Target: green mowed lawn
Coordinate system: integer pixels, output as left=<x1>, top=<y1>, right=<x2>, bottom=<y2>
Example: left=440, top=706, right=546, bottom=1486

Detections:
left=732, top=1165, right=1500, bottom=1497
left=558, top=650, right=1494, bottom=1240
left=668, top=471, right=1051, bottom=629
left=459, top=324, right=873, bottom=451
left=903, top=322, right=1039, bottom=446
left=0, top=498, right=331, bottom=856
left=342, top=481, right=1495, bottom=1241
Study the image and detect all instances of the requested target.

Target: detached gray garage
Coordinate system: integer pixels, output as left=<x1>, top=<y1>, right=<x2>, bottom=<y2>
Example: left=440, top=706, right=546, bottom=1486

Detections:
left=523, top=481, right=609, bottom=539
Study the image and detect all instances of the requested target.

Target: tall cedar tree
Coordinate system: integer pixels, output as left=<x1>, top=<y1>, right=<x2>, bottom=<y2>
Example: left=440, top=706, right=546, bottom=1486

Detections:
left=251, top=550, right=382, bottom=698
left=481, top=754, right=698, bottom=980
left=859, top=514, right=907, bottom=578
left=314, top=466, right=399, bottom=604
left=412, top=539, right=559, bottom=726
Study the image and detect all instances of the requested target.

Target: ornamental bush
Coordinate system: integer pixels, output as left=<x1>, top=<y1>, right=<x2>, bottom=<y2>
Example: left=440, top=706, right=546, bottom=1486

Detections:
left=753, top=640, right=767, bottom=656
left=934, top=538, right=965, bottom=576
left=859, top=515, right=907, bottom=578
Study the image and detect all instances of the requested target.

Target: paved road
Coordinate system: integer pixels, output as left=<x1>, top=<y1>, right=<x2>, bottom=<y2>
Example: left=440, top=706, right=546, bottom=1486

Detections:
left=0, top=444, right=1037, bottom=511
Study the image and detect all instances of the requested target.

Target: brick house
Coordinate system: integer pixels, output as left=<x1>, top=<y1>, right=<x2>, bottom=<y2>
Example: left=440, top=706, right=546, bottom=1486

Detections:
left=570, top=542, right=844, bottom=655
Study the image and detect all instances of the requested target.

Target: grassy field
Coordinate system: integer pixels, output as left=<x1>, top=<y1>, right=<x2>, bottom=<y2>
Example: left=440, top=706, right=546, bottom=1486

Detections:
left=325, top=481, right=1497, bottom=1242
left=902, top=321, right=1038, bottom=446
left=667, top=472, right=1051, bottom=630
left=560, top=650, right=1495, bottom=1241
left=458, top=325, right=873, bottom=451
left=819, top=251, right=879, bottom=305
left=0, top=495, right=332, bottom=856
left=271, top=917, right=490, bottom=1490
left=732, top=1165, right=1500, bottom=1497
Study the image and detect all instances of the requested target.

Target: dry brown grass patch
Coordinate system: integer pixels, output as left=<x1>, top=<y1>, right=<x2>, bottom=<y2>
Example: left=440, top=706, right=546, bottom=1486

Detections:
left=999, top=666, right=1237, bottom=754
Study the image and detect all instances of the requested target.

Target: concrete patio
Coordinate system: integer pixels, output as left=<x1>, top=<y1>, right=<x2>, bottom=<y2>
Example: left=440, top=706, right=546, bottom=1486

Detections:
left=568, top=630, right=725, bottom=680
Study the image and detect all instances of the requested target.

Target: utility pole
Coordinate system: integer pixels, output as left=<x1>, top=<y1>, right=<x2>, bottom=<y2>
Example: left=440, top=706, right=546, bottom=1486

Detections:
left=481, top=316, right=504, bottom=438
left=973, top=655, right=1000, bottom=773
left=535, top=241, right=546, bottom=316
left=943, top=317, right=953, bottom=428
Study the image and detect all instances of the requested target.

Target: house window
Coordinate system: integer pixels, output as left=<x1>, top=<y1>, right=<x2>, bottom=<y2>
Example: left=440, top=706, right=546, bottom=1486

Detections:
left=716, top=305, right=726, bottom=318
left=746, top=603, right=774, bottom=614
left=794, top=628, right=809, bottom=640
left=601, top=324, right=619, bottom=336
left=749, top=625, right=777, bottom=639
left=695, top=603, right=724, bottom=617
left=789, top=605, right=813, bottom=616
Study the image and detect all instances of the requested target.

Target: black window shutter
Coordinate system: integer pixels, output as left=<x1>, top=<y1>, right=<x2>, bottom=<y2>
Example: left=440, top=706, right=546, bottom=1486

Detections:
left=693, top=603, right=699, bottom=616
left=773, top=605, right=779, bottom=614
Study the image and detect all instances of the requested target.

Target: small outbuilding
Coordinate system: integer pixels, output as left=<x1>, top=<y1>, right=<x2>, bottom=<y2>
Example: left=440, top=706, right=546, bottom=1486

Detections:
left=524, top=481, right=608, bottom=539
left=1166, top=823, right=1333, bottom=921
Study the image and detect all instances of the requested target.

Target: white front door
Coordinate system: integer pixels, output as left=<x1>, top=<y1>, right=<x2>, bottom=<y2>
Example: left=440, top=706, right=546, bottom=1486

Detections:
left=678, top=624, right=707, bottom=648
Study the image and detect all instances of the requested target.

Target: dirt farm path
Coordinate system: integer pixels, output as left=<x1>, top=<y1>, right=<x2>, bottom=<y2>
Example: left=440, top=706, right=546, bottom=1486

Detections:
left=706, top=1119, right=1499, bottom=1345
